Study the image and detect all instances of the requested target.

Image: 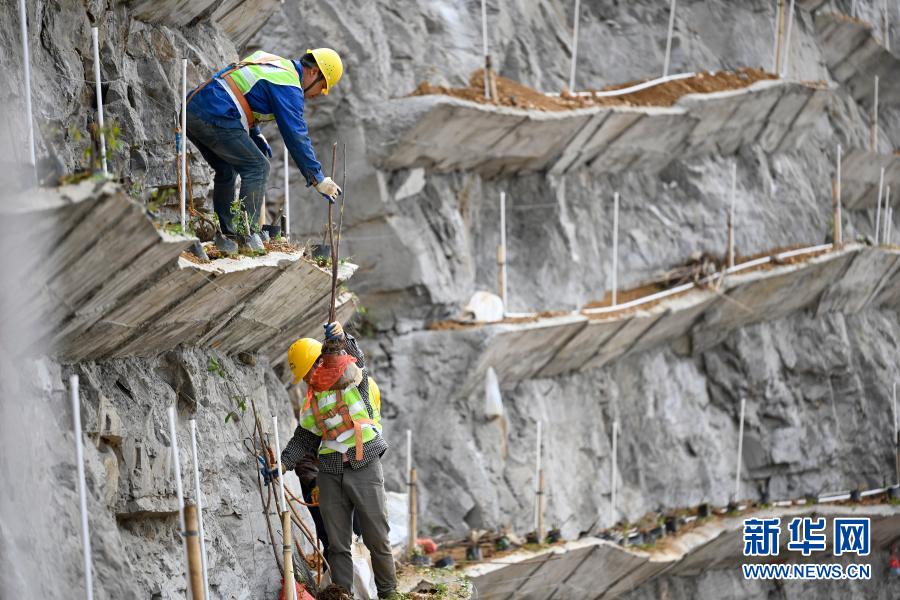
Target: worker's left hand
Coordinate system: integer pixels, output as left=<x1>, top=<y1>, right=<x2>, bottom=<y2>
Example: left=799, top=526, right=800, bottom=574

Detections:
left=257, top=455, right=280, bottom=485
left=324, top=321, right=344, bottom=341
left=310, top=486, right=320, bottom=504
left=251, top=131, right=272, bottom=158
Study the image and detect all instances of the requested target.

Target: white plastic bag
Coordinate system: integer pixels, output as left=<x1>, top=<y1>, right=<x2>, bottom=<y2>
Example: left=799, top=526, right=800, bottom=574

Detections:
left=352, top=539, right=378, bottom=599
left=463, top=291, right=504, bottom=322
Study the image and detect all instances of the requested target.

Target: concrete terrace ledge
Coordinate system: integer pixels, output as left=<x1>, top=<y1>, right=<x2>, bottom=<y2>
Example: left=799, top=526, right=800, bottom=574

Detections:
left=463, top=500, right=900, bottom=600
left=815, top=12, right=900, bottom=109
left=842, top=147, right=900, bottom=210
left=376, top=79, right=833, bottom=178
left=1, top=180, right=357, bottom=363
left=448, top=244, right=900, bottom=395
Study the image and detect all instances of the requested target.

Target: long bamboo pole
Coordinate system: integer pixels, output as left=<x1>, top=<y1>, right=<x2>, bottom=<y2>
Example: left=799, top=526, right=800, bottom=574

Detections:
left=872, top=76, right=880, bottom=152
left=609, top=420, right=619, bottom=525
left=834, top=144, right=843, bottom=248
left=284, top=143, right=290, bottom=237
left=498, top=191, right=508, bottom=312
left=408, top=468, right=418, bottom=557
left=876, top=167, right=885, bottom=245
left=781, top=0, right=796, bottom=77
left=481, top=0, right=490, bottom=99
left=184, top=504, right=206, bottom=600
left=189, top=420, right=210, bottom=600
left=533, top=421, right=542, bottom=531
left=728, top=162, right=737, bottom=268
left=774, top=0, right=787, bottom=74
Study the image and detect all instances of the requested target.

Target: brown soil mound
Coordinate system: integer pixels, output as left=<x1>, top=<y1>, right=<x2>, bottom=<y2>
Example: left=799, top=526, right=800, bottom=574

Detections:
left=410, top=68, right=778, bottom=111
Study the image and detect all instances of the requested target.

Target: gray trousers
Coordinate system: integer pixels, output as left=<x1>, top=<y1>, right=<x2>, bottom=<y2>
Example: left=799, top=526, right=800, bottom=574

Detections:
left=318, top=457, right=397, bottom=597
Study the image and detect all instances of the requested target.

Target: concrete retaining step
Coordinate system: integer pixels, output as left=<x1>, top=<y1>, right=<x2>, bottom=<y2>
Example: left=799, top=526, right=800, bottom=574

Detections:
left=842, top=148, right=900, bottom=210
left=1, top=181, right=356, bottom=363
left=453, top=244, right=899, bottom=395
left=377, top=79, right=832, bottom=178
left=815, top=12, right=900, bottom=109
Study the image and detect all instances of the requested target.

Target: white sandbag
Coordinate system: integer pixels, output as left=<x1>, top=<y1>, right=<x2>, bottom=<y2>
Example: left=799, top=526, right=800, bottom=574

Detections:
left=485, top=367, right=503, bottom=419
left=463, top=291, right=504, bottom=322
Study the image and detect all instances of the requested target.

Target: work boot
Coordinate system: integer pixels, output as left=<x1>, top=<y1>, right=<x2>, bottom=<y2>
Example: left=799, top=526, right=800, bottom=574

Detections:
left=214, top=232, right=239, bottom=255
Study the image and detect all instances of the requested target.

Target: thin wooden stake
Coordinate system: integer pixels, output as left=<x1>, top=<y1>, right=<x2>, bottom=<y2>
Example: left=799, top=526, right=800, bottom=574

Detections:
left=884, top=187, right=892, bottom=244
left=407, top=468, right=418, bottom=557
left=91, top=27, right=107, bottom=175
left=71, top=375, right=94, bottom=600
left=663, top=0, right=678, bottom=77
left=611, top=192, right=620, bottom=306
left=184, top=504, right=206, bottom=600
left=733, top=398, right=746, bottom=501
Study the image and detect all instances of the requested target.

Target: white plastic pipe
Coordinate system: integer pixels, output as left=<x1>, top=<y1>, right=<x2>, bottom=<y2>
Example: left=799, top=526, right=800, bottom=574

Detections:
left=180, top=58, right=188, bottom=232
left=873, top=76, right=880, bottom=152
left=771, top=0, right=781, bottom=73
left=885, top=186, right=892, bottom=244
left=884, top=0, right=891, bottom=51
left=876, top=167, right=885, bottom=245
left=549, top=71, right=695, bottom=98
left=534, top=421, right=542, bottom=530
left=729, top=161, right=737, bottom=267
left=283, top=143, right=290, bottom=237
left=500, top=191, right=508, bottom=312
left=663, top=0, right=677, bottom=77
left=91, top=27, right=107, bottom=175
left=569, top=0, right=581, bottom=91
left=733, top=398, right=746, bottom=501
left=780, top=0, right=796, bottom=78
left=71, top=375, right=94, bottom=600
left=189, top=420, right=210, bottom=600
left=836, top=144, right=842, bottom=246
left=481, top=0, right=489, bottom=98
left=18, top=0, right=35, bottom=169
left=609, top=420, right=618, bottom=525
left=272, top=415, right=286, bottom=513
left=611, top=192, right=620, bottom=306
left=167, top=406, right=189, bottom=588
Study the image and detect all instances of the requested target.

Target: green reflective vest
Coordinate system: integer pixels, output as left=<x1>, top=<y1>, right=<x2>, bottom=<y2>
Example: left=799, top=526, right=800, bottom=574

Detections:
left=227, top=51, right=302, bottom=125
left=299, top=387, right=378, bottom=457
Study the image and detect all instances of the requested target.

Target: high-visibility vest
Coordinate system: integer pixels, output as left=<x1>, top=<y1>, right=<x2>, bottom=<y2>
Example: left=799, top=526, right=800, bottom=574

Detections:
left=188, top=50, right=302, bottom=130
left=299, top=386, right=377, bottom=461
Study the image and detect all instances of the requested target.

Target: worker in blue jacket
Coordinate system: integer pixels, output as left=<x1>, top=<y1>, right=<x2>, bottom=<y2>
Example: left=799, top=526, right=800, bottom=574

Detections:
left=186, top=48, right=344, bottom=253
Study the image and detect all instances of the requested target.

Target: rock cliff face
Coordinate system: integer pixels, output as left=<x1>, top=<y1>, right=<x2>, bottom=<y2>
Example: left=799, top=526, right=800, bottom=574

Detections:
left=2, top=0, right=900, bottom=598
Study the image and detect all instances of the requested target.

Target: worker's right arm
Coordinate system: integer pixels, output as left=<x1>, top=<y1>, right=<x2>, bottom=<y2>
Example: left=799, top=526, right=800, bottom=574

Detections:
left=281, top=424, right=320, bottom=471
left=265, top=84, right=326, bottom=187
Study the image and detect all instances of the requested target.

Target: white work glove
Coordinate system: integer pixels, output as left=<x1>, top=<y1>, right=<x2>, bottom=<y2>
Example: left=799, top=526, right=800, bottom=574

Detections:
left=316, top=177, right=343, bottom=202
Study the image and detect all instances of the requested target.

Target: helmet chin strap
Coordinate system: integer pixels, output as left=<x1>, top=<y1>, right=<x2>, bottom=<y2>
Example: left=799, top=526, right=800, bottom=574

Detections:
left=303, top=73, right=325, bottom=94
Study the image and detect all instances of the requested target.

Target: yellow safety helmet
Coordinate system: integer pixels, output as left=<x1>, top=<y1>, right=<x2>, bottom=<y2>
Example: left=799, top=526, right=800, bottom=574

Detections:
left=287, top=338, right=322, bottom=384
left=368, top=377, right=381, bottom=414
left=306, top=48, right=343, bottom=95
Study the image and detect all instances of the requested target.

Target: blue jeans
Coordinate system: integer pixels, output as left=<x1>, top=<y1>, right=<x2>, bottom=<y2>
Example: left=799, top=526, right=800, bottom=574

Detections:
left=186, top=110, right=269, bottom=235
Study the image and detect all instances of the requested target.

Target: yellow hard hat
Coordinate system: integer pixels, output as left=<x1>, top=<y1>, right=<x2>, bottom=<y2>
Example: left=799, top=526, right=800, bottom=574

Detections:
left=287, top=338, right=322, bottom=384
left=368, top=377, right=381, bottom=413
left=307, top=48, right=343, bottom=95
